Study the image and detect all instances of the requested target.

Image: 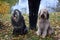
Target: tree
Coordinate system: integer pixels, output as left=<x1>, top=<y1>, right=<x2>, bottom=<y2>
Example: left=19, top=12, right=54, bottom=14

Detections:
left=58, top=0, right=60, bottom=2
left=0, top=0, right=19, bottom=7
left=0, top=1, right=10, bottom=14
left=55, top=0, right=60, bottom=12
left=47, top=0, right=60, bottom=12
left=0, top=0, right=19, bottom=20
left=0, top=0, right=19, bottom=14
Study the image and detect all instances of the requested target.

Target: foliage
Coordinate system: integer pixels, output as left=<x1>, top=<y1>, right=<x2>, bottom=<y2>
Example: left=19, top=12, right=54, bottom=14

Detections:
left=0, top=0, right=19, bottom=20
left=0, top=1, right=10, bottom=20
left=0, top=1, right=10, bottom=14
left=55, top=0, right=60, bottom=12
left=0, top=12, right=60, bottom=40
left=0, top=0, right=19, bottom=7
left=0, top=0, right=19, bottom=14
left=50, top=12, right=60, bottom=26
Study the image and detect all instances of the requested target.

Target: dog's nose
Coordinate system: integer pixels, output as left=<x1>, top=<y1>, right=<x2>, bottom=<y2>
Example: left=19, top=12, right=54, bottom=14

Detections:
left=41, top=14, right=45, bottom=19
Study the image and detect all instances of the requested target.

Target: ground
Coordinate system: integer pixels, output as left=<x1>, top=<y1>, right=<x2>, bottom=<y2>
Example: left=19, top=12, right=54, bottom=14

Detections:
left=0, top=12, right=60, bottom=40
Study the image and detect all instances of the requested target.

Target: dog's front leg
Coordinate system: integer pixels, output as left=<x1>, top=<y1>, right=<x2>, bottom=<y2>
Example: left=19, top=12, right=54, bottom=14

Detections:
left=36, top=22, right=41, bottom=36
left=36, top=28, right=41, bottom=36
left=42, top=23, right=49, bottom=38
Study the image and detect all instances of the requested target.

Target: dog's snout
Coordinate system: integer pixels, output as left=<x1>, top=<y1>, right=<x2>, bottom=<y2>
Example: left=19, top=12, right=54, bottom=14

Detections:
left=41, top=14, right=45, bottom=19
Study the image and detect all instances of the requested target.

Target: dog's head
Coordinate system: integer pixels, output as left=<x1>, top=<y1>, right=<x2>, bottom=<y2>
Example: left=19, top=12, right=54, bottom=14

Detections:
left=12, top=9, right=22, bottom=22
left=38, top=9, right=49, bottom=19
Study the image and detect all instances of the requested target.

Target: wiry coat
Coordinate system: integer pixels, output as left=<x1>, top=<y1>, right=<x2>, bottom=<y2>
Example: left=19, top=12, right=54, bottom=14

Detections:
left=36, top=9, right=54, bottom=38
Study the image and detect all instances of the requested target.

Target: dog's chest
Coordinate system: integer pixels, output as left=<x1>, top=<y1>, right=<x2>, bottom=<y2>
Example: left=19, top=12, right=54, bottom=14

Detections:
left=39, top=20, right=48, bottom=29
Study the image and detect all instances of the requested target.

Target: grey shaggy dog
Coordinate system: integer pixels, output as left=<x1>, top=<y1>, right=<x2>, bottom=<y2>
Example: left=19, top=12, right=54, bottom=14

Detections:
left=36, top=9, right=54, bottom=38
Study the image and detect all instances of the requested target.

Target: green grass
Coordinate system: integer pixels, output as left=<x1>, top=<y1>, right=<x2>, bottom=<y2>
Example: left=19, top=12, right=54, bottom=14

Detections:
left=0, top=12, right=60, bottom=40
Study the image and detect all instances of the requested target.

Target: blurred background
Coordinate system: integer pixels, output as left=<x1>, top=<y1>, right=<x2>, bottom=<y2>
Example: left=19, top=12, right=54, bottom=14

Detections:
left=12, top=0, right=59, bottom=14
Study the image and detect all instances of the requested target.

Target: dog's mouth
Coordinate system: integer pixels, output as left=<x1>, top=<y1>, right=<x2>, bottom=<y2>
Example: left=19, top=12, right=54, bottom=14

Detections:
left=41, top=14, right=45, bottom=19
left=12, top=15, right=19, bottom=22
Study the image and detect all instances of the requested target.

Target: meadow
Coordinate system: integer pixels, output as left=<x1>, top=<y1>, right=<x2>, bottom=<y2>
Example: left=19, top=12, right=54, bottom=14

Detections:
left=0, top=12, right=60, bottom=40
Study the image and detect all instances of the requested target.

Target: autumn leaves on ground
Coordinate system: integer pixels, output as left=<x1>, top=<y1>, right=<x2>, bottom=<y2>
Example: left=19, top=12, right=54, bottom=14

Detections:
left=0, top=13, right=60, bottom=40
left=0, top=0, right=60, bottom=40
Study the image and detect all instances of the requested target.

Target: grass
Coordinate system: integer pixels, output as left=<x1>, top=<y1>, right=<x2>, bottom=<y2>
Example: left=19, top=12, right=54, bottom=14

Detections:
left=0, top=12, right=60, bottom=40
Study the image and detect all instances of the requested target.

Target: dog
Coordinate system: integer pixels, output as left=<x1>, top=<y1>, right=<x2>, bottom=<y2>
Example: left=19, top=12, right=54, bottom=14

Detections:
left=36, top=9, right=54, bottom=38
left=11, top=9, right=28, bottom=35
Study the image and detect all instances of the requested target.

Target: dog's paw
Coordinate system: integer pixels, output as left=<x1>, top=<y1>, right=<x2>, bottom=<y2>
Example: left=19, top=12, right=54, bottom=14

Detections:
left=41, top=32, right=46, bottom=38
left=41, top=35, right=45, bottom=38
left=36, top=31, right=40, bottom=36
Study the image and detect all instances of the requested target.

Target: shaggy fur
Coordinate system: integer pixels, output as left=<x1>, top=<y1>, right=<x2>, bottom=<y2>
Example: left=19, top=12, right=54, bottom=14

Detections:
left=36, top=9, right=54, bottom=38
left=11, top=9, right=28, bottom=35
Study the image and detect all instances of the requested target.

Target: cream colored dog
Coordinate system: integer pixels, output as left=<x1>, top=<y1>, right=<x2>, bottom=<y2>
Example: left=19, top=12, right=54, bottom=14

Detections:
left=36, top=9, right=54, bottom=38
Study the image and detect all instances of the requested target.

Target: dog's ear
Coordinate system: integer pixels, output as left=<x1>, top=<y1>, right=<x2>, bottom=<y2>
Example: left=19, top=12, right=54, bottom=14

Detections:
left=47, top=11, right=49, bottom=19
left=38, top=10, right=41, bottom=19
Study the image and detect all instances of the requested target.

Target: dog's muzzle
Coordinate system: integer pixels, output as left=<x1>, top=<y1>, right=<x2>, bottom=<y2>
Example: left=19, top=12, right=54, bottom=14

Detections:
left=41, top=14, right=45, bottom=19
